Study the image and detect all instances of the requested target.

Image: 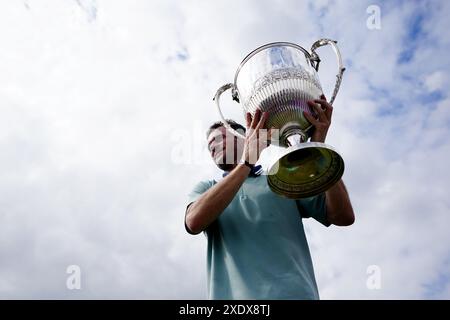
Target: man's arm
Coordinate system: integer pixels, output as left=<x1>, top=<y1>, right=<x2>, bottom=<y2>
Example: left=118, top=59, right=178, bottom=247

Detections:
left=325, top=179, right=355, bottom=226
left=304, top=94, right=355, bottom=227
left=186, top=110, right=269, bottom=235
left=186, top=164, right=251, bottom=234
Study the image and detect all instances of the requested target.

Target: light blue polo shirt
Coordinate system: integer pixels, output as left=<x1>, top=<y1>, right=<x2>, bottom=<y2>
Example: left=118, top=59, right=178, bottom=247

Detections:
left=187, top=173, right=330, bottom=300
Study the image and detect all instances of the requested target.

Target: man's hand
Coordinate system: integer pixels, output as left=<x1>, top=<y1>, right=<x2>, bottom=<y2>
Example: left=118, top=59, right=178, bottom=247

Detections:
left=242, top=109, right=271, bottom=165
left=303, top=95, right=354, bottom=226
left=303, top=94, right=332, bottom=143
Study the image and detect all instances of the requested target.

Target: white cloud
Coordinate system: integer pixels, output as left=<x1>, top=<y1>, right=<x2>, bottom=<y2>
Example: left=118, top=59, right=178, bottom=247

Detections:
left=424, top=71, right=447, bottom=92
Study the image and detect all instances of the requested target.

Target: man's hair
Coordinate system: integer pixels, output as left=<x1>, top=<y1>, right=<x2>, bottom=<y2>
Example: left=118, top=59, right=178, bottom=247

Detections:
left=206, top=119, right=246, bottom=139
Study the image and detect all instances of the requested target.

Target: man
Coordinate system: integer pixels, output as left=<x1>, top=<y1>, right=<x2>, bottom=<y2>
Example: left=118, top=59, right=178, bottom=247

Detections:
left=185, top=95, right=355, bottom=299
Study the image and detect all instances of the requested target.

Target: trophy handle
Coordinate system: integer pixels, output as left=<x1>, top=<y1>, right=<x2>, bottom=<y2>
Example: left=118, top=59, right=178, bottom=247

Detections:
left=310, top=39, right=346, bottom=105
left=213, top=83, right=246, bottom=139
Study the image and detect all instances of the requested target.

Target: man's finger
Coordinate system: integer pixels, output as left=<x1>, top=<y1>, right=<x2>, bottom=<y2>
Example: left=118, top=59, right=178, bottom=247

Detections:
left=313, top=99, right=331, bottom=109
left=308, top=101, right=326, bottom=122
left=314, top=99, right=332, bottom=120
left=246, top=112, right=252, bottom=128
left=255, top=112, right=269, bottom=131
left=251, top=109, right=262, bottom=129
left=303, top=111, right=318, bottom=126
left=267, top=127, right=277, bottom=145
left=325, top=104, right=333, bottom=119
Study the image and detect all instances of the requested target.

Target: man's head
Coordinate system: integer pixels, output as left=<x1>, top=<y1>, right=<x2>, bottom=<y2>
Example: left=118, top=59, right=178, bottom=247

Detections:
left=206, top=120, right=246, bottom=171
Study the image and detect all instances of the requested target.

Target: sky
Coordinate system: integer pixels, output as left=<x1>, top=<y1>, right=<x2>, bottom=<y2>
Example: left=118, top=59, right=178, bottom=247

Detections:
left=0, top=0, right=449, bottom=299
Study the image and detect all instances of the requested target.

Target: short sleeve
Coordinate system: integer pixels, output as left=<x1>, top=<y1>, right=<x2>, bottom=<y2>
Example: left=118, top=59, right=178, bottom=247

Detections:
left=296, top=193, right=330, bottom=227
left=187, top=180, right=216, bottom=205
left=185, top=180, right=216, bottom=234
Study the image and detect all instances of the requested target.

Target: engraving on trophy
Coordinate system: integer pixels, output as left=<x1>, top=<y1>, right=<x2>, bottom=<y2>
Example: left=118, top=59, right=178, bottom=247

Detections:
left=243, top=68, right=323, bottom=145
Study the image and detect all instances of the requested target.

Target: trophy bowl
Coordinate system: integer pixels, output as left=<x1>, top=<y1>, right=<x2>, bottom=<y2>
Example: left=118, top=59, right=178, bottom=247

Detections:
left=214, top=39, right=346, bottom=199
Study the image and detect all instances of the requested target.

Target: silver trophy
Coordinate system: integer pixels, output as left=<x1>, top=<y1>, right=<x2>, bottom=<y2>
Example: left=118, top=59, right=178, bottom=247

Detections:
left=214, top=39, right=346, bottom=199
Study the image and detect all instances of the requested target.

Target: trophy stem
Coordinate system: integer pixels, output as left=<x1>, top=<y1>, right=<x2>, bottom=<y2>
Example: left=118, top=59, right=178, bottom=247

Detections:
left=279, top=123, right=308, bottom=147
left=286, top=133, right=306, bottom=147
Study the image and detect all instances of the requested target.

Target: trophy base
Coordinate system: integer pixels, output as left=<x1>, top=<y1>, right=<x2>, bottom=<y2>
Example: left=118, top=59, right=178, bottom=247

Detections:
left=267, top=142, right=344, bottom=199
